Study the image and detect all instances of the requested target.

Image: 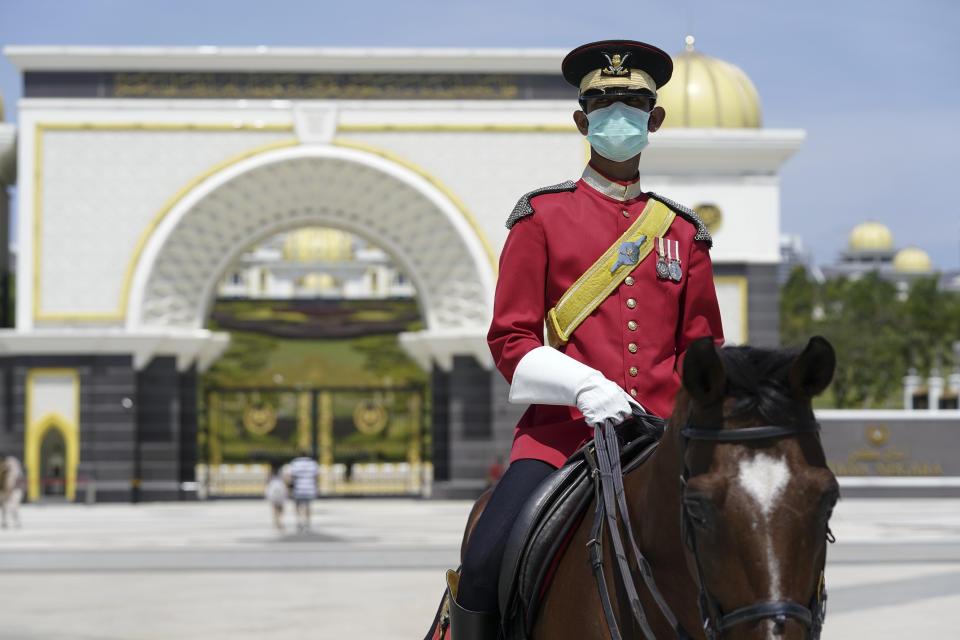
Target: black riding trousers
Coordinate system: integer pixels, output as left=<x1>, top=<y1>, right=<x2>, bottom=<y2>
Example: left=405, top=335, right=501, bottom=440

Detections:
left=457, top=458, right=557, bottom=613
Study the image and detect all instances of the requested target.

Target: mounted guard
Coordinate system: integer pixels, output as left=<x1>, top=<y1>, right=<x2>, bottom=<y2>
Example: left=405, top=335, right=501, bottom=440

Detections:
left=436, top=38, right=725, bottom=639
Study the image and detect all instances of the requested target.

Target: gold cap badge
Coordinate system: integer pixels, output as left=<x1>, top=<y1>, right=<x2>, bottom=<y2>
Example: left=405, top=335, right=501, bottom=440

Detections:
left=601, top=53, right=632, bottom=77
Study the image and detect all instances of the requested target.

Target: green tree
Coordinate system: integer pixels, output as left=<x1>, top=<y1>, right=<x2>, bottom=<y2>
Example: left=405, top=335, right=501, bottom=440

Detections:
left=781, top=271, right=905, bottom=408
left=781, top=266, right=960, bottom=408
left=351, top=333, right=429, bottom=386
left=823, top=273, right=904, bottom=407
left=901, top=276, right=955, bottom=375
left=779, top=266, right=818, bottom=346
left=202, top=329, right=279, bottom=388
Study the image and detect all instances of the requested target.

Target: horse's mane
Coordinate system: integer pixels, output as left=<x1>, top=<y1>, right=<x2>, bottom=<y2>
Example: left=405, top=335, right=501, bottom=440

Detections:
left=717, top=345, right=814, bottom=426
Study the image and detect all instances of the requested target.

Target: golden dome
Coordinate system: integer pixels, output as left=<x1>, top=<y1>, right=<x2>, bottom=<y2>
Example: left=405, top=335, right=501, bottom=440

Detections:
left=283, top=228, right=354, bottom=262
left=657, top=36, right=762, bottom=128
left=893, top=247, right=933, bottom=273
left=849, top=221, right=894, bottom=251
left=300, top=273, right=338, bottom=291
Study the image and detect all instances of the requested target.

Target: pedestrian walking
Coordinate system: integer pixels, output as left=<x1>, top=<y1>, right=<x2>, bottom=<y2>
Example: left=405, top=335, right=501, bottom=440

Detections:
left=287, top=451, right=319, bottom=533
left=264, top=462, right=288, bottom=532
left=1, top=452, right=25, bottom=529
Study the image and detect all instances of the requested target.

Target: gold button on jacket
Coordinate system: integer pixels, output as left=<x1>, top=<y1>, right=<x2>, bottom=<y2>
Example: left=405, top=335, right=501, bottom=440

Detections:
left=628, top=343, right=638, bottom=353
left=627, top=320, right=638, bottom=331
left=626, top=298, right=637, bottom=309
left=629, top=366, right=638, bottom=376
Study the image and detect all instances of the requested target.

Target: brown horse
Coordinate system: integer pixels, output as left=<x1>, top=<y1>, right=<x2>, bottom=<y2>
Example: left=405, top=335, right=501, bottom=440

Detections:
left=432, top=336, right=838, bottom=639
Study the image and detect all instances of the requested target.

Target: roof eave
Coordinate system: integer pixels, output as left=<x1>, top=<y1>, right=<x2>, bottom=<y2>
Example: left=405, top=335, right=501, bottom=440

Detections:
left=3, top=45, right=568, bottom=74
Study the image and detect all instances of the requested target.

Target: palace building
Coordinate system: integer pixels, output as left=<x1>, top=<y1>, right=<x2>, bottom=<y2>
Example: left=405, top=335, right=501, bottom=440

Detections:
left=822, top=220, right=937, bottom=289
left=0, top=40, right=804, bottom=500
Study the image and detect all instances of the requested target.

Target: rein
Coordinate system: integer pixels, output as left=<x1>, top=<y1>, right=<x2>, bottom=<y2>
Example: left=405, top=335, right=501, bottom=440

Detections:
left=585, top=407, right=831, bottom=640
left=585, top=418, right=679, bottom=640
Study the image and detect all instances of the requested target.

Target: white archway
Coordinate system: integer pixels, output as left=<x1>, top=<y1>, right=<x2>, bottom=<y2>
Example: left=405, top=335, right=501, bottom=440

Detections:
left=126, top=144, right=496, bottom=368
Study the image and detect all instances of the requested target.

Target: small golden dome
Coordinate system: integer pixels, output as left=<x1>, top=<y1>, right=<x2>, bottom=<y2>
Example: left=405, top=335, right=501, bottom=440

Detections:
left=283, top=228, right=354, bottom=262
left=300, top=273, right=338, bottom=291
left=849, top=221, right=894, bottom=251
left=658, top=36, right=762, bottom=128
left=893, top=247, right=933, bottom=273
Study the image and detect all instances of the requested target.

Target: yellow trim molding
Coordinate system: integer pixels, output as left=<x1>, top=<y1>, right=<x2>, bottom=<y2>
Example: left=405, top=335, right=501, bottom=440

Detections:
left=24, top=368, right=81, bottom=501
left=332, top=137, right=498, bottom=274
left=38, top=122, right=293, bottom=132
left=339, top=122, right=590, bottom=179
left=32, top=122, right=297, bottom=322
left=338, top=123, right=577, bottom=133
left=114, top=137, right=301, bottom=322
left=714, top=275, right=749, bottom=343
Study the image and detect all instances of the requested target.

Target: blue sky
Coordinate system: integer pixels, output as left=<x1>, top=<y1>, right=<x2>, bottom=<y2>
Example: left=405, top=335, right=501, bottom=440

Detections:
left=1, top=0, right=959, bottom=268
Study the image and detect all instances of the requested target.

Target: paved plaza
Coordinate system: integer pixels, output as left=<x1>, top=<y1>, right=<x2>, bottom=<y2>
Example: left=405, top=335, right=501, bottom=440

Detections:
left=1, top=497, right=958, bottom=639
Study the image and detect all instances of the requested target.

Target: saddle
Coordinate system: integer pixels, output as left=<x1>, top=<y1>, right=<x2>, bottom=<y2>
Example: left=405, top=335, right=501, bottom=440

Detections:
left=497, top=416, right=664, bottom=640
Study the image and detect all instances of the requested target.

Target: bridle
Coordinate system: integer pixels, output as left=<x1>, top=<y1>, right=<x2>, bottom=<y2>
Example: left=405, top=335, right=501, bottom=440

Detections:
left=586, top=407, right=833, bottom=640
left=678, top=405, right=832, bottom=640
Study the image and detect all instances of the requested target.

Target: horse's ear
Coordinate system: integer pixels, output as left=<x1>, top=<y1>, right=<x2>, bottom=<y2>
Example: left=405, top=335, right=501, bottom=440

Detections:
left=682, top=336, right=726, bottom=404
left=789, top=336, right=836, bottom=399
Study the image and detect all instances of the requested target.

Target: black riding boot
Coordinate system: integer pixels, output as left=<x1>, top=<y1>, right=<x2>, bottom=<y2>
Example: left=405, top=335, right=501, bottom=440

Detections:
left=445, top=570, right=499, bottom=640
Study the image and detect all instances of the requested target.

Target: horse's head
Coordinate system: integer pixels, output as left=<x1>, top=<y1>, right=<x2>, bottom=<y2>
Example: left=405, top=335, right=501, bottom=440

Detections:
left=678, top=336, right=838, bottom=639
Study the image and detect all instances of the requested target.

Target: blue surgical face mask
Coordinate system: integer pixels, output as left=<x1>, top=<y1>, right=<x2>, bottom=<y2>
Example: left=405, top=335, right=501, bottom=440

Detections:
left=585, top=102, right=652, bottom=162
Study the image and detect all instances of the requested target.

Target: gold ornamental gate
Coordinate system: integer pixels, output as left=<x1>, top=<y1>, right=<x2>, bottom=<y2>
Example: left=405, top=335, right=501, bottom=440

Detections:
left=199, top=385, right=429, bottom=497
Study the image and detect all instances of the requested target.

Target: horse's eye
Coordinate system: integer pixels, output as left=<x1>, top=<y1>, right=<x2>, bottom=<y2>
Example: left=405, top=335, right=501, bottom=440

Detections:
left=683, top=495, right=712, bottom=528
left=818, top=488, right=839, bottom=522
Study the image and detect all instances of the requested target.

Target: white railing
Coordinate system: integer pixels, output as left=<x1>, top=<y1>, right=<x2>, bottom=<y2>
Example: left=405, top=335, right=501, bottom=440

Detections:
left=195, top=462, right=433, bottom=498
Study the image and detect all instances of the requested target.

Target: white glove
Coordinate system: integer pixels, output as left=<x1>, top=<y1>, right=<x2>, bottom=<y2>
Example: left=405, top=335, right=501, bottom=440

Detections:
left=575, top=375, right=639, bottom=429
left=509, top=346, right=640, bottom=428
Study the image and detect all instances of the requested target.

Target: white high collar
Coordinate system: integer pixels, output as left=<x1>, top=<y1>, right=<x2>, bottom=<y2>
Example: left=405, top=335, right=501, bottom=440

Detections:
left=580, top=164, right=645, bottom=202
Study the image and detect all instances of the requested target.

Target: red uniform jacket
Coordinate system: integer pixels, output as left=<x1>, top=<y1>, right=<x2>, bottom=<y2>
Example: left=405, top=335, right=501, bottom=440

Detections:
left=487, top=166, right=724, bottom=468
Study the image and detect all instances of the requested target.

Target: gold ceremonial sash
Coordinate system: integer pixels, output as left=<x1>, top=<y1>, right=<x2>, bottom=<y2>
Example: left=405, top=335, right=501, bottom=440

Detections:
left=546, top=199, right=676, bottom=348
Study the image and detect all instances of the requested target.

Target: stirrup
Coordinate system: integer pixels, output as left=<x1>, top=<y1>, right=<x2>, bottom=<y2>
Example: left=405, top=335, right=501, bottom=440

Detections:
left=445, top=569, right=500, bottom=640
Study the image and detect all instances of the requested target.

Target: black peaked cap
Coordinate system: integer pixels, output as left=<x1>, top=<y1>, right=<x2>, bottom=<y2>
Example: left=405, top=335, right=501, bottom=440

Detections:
left=562, top=39, right=673, bottom=91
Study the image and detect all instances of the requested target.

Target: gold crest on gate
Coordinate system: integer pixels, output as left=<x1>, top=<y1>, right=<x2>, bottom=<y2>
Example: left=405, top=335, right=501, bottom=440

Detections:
left=243, top=405, right=277, bottom=435
left=354, top=400, right=388, bottom=435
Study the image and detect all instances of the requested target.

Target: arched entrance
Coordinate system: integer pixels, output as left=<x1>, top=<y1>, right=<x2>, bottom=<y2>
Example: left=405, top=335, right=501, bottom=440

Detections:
left=26, top=416, right=79, bottom=502
left=126, top=144, right=496, bottom=342
left=24, top=368, right=81, bottom=501
left=40, top=427, right=66, bottom=497
left=125, top=143, right=499, bottom=495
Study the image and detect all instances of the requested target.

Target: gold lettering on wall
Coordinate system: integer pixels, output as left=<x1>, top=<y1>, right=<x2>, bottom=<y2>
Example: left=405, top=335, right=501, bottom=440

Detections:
left=114, top=72, right=521, bottom=100
left=827, top=423, right=945, bottom=476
